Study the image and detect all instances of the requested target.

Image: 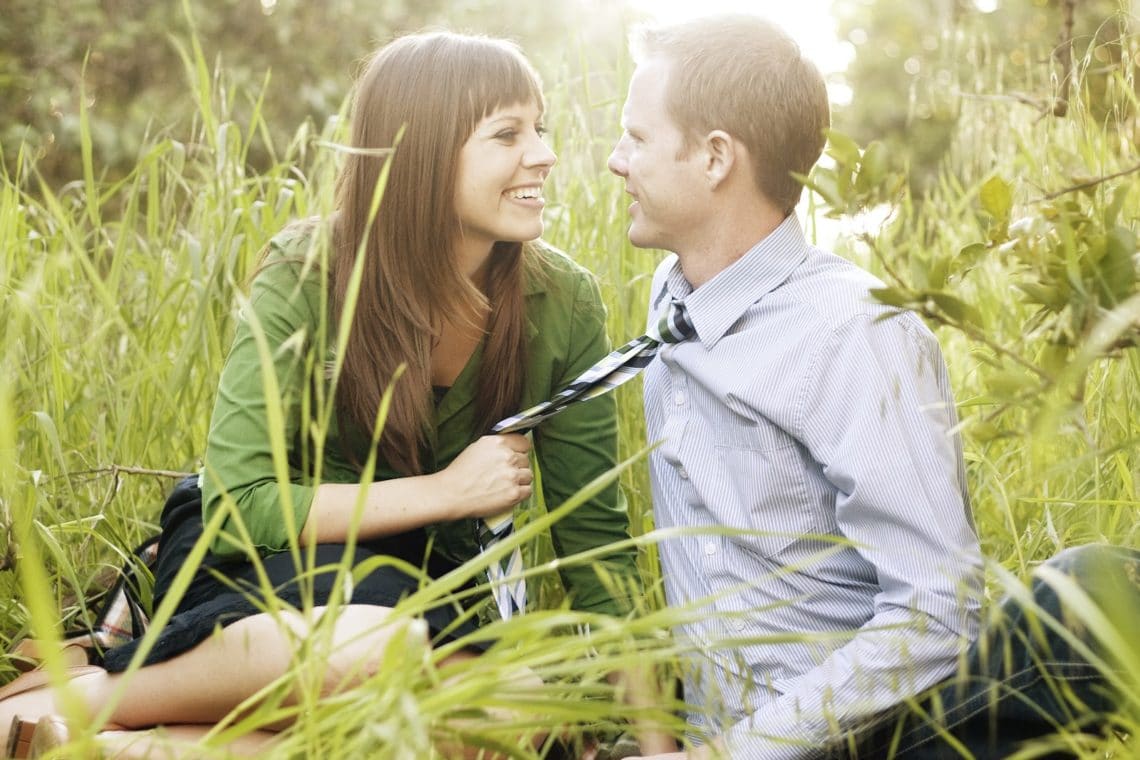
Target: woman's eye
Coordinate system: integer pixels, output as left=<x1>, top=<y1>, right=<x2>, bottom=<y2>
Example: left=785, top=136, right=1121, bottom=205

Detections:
left=495, top=130, right=518, bottom=142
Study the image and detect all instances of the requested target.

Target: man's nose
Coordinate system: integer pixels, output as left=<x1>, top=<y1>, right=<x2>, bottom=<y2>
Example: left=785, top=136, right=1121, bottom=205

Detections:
left=607, top=139, right=628, bottom=177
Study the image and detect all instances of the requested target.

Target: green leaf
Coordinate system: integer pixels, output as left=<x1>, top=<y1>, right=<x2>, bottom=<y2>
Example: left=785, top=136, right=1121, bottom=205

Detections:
left=824, top=129, right=861, bottom=167
left=927, top=256, right=950, bottom=290
left=1104, top=184, right=1131, bottom=228
left=928, top=291, right=983, bottom=327
left=986, top=367, right=1034, bottom=395
left=854, top=140, right=889, bottom=194
left=800, top=169, right=843, bottom=211
left=968, top=420, right=1006, bottom=442
left=980, top=175, right=1013, bottom=223
left=1016, top=281, right=1065, bottom=310
left=957, top=242, right=987, bottom=264
left=1037, top=344, right=1070, bottom=376
left=1099, top=226, right=1137, bottom=303
left=868, top=286, right=914, bottom=309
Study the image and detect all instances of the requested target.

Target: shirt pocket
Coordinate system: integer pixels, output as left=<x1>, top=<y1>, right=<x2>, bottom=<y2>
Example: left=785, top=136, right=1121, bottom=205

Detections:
left=712, top=418, right=817, bottom=558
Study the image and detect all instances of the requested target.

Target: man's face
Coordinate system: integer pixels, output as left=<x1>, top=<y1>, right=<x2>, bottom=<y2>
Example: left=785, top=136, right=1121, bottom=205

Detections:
left=607, top=57, right=705, bottom=253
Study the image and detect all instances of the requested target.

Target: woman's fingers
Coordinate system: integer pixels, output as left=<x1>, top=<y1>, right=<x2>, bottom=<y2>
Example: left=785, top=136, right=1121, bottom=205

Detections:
left=440, top=435, right=536, bottom=518
left=499, top=432, right=532, bottom=454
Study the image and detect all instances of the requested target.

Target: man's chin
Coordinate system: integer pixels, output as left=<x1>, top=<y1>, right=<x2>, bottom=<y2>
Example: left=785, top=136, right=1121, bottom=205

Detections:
left=626, top=225, right=659, bottom=251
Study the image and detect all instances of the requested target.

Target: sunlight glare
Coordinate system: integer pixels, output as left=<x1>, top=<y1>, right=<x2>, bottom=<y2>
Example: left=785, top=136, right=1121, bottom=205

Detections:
left=629, top=0, right=851, bottom=79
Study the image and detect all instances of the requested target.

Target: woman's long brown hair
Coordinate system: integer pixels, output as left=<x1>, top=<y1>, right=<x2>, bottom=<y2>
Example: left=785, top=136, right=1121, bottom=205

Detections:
left=331, top=32, right=544, bottom=475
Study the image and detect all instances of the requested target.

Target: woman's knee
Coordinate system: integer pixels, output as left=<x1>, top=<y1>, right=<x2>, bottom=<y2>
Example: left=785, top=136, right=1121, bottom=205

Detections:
left=1040, top=543, right=1117, bottom=575
left=1035, top=544, right=1140, bottom=604
left=1028, top=544, right=1140, bottom=663
left=320, top=605, right=429, bottom=690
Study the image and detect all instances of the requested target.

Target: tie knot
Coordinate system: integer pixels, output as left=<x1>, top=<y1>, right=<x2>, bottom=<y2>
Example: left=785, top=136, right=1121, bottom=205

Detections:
left=655, top=299, right=697, bottom=344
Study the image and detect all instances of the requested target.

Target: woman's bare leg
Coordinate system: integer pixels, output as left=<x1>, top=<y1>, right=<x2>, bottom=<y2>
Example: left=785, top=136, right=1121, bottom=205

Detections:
left=2, top=605, right=550, bottom=758
left=0, top=604, right=413, bottom=741
left=104, top=604, right=419, bottom=727
left=33, top=721, right=279, bottom=759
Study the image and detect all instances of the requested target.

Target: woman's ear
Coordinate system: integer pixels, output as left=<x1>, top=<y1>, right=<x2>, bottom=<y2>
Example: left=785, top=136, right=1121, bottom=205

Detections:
left=704, top=129, right=737, bottom=190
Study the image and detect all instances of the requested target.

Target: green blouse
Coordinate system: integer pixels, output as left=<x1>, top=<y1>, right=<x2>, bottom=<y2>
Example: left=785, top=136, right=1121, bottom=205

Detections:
left=200, top=226, right=637, bottom=617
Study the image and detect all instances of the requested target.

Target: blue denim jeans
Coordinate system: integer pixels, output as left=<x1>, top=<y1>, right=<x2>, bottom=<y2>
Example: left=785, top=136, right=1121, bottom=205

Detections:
left=846, top=544, right=1140, bottom=759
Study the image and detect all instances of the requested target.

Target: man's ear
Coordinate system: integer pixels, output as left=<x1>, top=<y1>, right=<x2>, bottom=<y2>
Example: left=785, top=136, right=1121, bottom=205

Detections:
left=704, top=129, right=736, bottom=189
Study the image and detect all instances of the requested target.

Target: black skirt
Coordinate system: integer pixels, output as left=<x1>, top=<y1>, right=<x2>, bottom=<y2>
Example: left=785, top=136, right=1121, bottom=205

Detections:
left=103, top=476, right=483, bottom=672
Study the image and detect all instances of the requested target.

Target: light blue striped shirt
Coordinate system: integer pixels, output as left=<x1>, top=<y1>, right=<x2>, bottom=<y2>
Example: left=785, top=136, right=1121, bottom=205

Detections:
left=644, top=216, right=983, bottom=758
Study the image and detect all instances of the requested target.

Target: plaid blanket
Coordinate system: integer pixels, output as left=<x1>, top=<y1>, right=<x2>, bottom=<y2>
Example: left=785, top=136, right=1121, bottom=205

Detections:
left=9, top=536, right=159, bottom=670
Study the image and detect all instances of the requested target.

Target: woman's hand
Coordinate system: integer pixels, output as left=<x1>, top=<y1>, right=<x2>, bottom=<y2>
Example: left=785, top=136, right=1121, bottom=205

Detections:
left=304, top=434, right=533, bottom=542
left=435, top=434, right=534, bottom=520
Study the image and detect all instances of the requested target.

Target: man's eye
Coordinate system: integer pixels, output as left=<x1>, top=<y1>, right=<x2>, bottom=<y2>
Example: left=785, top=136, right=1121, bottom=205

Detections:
left=535, top=124, right=547, bottom=137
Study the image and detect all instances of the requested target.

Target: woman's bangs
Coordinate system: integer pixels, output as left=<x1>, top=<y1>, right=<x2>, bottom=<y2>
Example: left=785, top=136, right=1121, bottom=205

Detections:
left=471, top=50, right=544, bottom=122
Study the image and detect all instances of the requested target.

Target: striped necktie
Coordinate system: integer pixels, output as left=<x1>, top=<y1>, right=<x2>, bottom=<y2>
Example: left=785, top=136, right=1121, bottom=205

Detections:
left=477, top=298, right=696, bottom=620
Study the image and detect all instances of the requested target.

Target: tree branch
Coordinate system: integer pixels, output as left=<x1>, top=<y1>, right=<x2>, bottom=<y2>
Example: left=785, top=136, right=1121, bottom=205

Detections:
left=1052, top=0, right=1077, bottom=117
left=1033, top=161, right=1140, bottom=202
left=61, top=465, right=195, bottom=481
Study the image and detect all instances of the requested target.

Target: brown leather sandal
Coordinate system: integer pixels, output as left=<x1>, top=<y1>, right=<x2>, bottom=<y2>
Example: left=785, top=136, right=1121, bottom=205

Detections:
left=0, top=666, right=105, bottom=758
left=7, top=640, right=91, bottom=674
left=5, top=716, right=35, bottom=759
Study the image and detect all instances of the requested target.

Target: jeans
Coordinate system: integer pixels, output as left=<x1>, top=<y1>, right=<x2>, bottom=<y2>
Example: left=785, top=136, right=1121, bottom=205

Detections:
left=846, top=544, right=1140, bottom=759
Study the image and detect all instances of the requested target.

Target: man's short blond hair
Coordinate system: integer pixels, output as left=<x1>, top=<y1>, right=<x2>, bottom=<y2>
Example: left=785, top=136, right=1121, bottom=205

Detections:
left=632, top=15, right=830, bottom=215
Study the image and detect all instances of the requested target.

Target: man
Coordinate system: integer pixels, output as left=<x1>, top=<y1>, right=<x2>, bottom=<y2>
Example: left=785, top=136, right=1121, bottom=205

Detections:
left=605, top=14, right=1001, bottom=759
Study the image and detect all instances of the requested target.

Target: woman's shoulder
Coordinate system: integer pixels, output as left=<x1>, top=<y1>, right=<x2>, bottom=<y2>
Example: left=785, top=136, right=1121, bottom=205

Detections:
left=252, top=219, right=330, bottom=287
left=262, top=217, right=326, bottom=265
left=246, top=218, right=331, bottom=320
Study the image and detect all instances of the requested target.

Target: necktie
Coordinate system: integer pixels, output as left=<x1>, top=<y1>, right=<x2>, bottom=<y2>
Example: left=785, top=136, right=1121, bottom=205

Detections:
left=477, top=298, right=697, bottom=620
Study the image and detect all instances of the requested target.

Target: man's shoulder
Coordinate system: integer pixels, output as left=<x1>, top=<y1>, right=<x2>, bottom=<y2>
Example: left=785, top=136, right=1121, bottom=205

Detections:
left=778, top=249, right=946, bottom=366
left=781, top=248, right=897, bottom=325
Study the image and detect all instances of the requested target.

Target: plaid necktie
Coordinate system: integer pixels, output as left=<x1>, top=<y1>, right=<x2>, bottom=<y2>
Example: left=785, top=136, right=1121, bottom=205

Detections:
left=477, top=298, right=696, bottom=620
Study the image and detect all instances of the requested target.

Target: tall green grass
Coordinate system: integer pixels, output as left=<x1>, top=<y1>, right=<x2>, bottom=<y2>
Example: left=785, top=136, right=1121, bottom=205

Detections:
left=1, top=8, right=1138, bottom=759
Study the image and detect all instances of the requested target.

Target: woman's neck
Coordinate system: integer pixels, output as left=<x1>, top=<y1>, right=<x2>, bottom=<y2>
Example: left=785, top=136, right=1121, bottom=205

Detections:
left=454, top=235, right=496, bottom=284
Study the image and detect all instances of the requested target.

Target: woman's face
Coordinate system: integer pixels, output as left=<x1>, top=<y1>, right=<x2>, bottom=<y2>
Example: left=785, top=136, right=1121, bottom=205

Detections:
left=453, top=100, right=556, bottom=262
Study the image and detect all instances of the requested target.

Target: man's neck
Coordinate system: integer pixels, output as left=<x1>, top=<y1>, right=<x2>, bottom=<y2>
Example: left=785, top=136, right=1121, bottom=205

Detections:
left=676, top=201, right=787, bottom=289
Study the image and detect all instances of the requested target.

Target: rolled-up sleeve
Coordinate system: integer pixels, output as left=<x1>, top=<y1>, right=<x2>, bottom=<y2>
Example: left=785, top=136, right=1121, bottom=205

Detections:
left=201, top=255, right=319, bottom=558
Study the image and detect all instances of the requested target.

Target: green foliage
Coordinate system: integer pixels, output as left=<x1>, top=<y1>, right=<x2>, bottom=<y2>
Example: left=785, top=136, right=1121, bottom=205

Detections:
left=797, top=129, right=905, bottom=216
left=833, top=0, right=1135, bottom=195
left=0, top=0, right=634, bottom=190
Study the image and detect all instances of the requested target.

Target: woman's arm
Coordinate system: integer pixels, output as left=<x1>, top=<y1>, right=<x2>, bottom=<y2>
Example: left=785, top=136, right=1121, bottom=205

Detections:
left=301, top=433, right=533, bottom=544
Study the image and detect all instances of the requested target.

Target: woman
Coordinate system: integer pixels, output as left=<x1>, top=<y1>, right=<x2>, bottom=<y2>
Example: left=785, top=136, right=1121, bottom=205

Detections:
left=0, top=31, right=639, bottom=757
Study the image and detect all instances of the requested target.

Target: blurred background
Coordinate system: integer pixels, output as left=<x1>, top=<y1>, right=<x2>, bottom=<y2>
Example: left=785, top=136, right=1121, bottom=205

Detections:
left=2, top=0, right=1132, bottom=193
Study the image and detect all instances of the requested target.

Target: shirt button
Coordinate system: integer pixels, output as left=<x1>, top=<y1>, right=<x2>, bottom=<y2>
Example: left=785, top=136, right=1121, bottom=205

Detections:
left=677, top=467, right=689, bottom=480
left=732, top=618, right=745, bottom=631
left=674, top=391, right=685, bottom=406
left=703, top=541, right=717, bottom=556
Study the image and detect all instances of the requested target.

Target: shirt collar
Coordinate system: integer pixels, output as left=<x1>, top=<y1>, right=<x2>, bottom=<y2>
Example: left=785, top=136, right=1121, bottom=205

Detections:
left=655, top=215, right=809, bottom=349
